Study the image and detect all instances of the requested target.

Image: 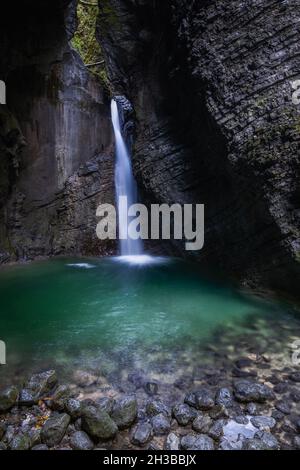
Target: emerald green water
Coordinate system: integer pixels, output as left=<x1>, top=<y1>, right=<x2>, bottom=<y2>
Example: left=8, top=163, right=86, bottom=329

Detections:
left=0, top=257, right=296, bottom=382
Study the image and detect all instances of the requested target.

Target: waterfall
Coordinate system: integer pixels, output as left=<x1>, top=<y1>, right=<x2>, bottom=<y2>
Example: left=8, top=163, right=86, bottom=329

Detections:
left=111, top=99, right=143, bottom=256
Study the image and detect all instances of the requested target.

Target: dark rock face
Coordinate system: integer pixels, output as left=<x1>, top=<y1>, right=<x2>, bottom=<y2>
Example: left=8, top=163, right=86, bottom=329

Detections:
left=0, top=1, right=114, bottom=262
left=97, top=0, right=300, bottom=297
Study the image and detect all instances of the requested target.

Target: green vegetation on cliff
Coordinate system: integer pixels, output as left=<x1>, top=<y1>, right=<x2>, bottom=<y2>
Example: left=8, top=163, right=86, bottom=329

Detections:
left=71, top=1, right=109, bottom=89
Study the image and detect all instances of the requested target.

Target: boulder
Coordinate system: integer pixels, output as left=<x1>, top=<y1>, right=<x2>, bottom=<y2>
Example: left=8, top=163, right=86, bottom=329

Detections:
left=111, top=395, right=137, bottom=430
left=81, top=405, right=117, bottom=440
left=70, top=431, right=94, bottom=450
left=184, top=388, right=215, bottom=410
left=41, top=413, right=70, bottom=447
left=234, top=380, right=275, bottom=403
left=131, top=423, right=152, bottom=447
left=0, top=386, right=18, bottom=412
left=181, top=433, right=215, bottom=450
left=172, top=403, right=197, bottom=426
left=151, top=414, right=170, bottom=435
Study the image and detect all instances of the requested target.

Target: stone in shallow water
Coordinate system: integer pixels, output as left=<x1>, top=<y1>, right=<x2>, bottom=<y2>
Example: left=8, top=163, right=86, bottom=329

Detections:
left=97, top=397, right=115, bottom=415
left=151, top=414, right=171, bottom=435
left=209, top=419, right=226, bottom=440
left=9, top=433, right=31, bottom=450
left=41, top=413, right=70, bottom=447
left=184, top=388, right=215, bottom=410
left=172, top=403, right=197, bottom=426
left=293, top=436, right=300, bottom=449
left=111, top=395, right=137, bottom=430
left=64, top=398, right=82, bottom=420
left=144, top=381, right=158, bottom=396
left=257, top=431, right=280, bottom=450
left=29, top=428, right=41, bottom=447
left=219, top=438, right=243, bottom=450
left=49, top=385, right=70, bottom=411
left=165, top=433, right=180, bottom=450
left=18, top=389, right=35, bottom=407
left=181, top=433, right=215, bottom=451
left=26, top=370, right=57, bottom=399
left=233, top=380, right=275, bottom=403
left=275, top=400, right=290, bottom=415
left=246, top=403, right=258, bottom=415
left=146, top=399, right=171, bottom=417
left=0, top=386, right=18, bottom=412
left=251, top=416, right=276, bottom=431
left=215, top=388, right=233, bottom=408
left=289, top=372, right=300, bottom=383
left=243, top=432, right=279, bottom=450
left=70, top=431, right=94, bottom=450
left=131, top=423, right=153, bottom=446
left=81, top=405, right=117, bottom=440
left=192, top=415, right=212, bottom=433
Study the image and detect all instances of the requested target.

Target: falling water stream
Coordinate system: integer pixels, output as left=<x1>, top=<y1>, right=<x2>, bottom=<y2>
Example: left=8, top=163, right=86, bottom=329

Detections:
left=111, top=99, right=143, bottom=258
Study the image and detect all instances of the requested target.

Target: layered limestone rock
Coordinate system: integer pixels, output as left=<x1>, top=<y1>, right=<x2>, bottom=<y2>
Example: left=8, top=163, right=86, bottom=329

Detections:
left=97, top=0, right=300, bottom=297
left=0, top=0, right=114, bottom=262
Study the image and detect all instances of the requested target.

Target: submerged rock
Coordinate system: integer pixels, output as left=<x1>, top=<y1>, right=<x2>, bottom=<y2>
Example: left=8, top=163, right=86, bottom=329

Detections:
left=131, top=423, right=153, bottom=446
left=146, top=399, right=171, bottom=417
left=64, top=398, right=82, bottom=420
left=209, top=419, right=226, bottom=440
left=0, top=386, right=18, bottom=412
left=243, top=432, right=280, bottom=450
left=9, top=433, right=31, bottom=450
left=251, top=416, right=276, bottom=431
left=111, top=395, right=137, bottom=430
left=70, top=431, right=94, bottom=450
left=184, top=388, right=215, bottom=410
left=81, top=405, right=117, bottom=440
left=165, top=432, right=180, bottom=451
left=234, top=380, right=275, bottom=403
left=97, top=397, right=115, bottom=415
left=21, top=370, right=57, bottom=404
left=41, top=413, right=70, bottom=447
left=144, top=381, right=158, bottom=396
left=49, top=385, right=70, bottom=411
left=216, top=388, right=233, bottom=408
left=151, top=414, right=171, bottom=435
left=173, top=403, right=197, bottom=426
left=181, top=433, right=215, bottom=450
left=192, top=415, right=212, bottom=433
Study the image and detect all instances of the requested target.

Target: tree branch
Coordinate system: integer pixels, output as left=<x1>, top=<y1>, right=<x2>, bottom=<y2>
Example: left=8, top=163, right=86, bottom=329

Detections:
left=85, top=60, right=105, bottom=67
left=79, top=0, right=98, bottom=6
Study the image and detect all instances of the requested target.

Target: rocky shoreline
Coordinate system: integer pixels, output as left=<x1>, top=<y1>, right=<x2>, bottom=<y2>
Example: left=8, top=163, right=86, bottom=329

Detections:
left=1, top=335, right=300, bottom=450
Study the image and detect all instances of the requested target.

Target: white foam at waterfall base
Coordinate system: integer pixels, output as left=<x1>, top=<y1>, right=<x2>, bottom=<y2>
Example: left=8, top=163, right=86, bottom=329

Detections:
left=113, top=255, right=170, bottom=266
left=66, top=263, right=96, bottom=269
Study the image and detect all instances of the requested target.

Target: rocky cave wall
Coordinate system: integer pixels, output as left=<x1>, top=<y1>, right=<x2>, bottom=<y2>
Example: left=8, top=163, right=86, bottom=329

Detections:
left=0, top=0, right=115, bottom=262
left=97, top=0, right=300, bottom=297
